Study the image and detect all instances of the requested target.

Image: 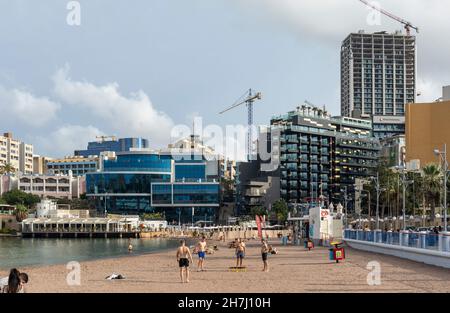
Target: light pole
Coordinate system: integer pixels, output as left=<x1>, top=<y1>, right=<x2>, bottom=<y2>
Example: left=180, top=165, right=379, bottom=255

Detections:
left=434, top=144, right=448, bottom=231
left=371, top=173, right=385, bottom=230
left=395, top=166, right=411, bottom=231
left=104, top=192, right=108, bottom=217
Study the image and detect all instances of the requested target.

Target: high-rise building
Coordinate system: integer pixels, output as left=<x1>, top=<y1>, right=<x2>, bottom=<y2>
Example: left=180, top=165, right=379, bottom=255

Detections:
left=0, top=132, right=33, bottom=174
left=341, top=30, right=416, bottom=139
left=74, top=137, right=149, bottom=157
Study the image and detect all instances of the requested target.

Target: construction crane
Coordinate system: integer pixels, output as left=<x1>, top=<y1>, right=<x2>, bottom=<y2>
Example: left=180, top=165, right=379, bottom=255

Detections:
left=358, top=0, right=419, bottom=36
left=219, top=89, right=262, bottom=160
left=96, top=135, right=117, bottom=143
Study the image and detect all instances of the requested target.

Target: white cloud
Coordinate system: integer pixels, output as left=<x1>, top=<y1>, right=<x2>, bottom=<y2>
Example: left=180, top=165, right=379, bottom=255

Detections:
left=36, top=125, right=104, bottom=158
left=52, top=66, right=174, bottom=147
left=238, top=0, right=450, bottom=100
left=0, top=86, right=60, bottom=127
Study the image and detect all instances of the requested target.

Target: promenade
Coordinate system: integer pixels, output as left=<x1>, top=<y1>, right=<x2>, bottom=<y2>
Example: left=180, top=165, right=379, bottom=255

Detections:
left=3, top=239, right=450, bottom=293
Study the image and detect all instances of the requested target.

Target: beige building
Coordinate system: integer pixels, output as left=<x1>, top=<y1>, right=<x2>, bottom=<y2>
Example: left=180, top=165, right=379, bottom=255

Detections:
left=33, top=155, right=53, bottom=175
left=0, top=132, right=33, bottom=174
left=405, top=99, right=450, bottom=167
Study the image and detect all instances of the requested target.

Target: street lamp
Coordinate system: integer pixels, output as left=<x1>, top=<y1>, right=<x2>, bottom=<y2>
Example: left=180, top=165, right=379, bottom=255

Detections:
left=434, top=144, right=448, bottom=232
left=395, top=166, right=413, bottom=231
left=370, top=173, right=386, bottom=230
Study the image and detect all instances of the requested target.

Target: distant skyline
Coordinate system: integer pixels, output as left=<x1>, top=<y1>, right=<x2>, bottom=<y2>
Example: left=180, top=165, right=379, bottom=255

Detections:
left=0, top=0, right=448, bottom=159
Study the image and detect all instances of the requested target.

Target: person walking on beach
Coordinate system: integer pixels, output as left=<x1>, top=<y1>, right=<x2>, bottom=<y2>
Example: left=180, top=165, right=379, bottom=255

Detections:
left=197, top=236, right=207, bottom=272
left=176, top=239, right=193, bottom=283
left=235, top=238, right=246, bottom=268
left=261, top=239, right=269, bottom=272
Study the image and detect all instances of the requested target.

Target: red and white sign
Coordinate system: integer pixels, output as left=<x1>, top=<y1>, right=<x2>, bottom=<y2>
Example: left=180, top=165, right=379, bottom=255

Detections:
left=320, top=209, right=330, bottom=218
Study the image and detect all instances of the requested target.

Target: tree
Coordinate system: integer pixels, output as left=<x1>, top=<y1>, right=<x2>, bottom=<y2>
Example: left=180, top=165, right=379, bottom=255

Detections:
left=15, top=204, right=28, bottom=222
left=272, top=199, right=289, bottom=223
left=422, top=163, right=442, bottom=222
left=142, top=212, right=164, bottom=220
left=2, top=189, right=40, bottom=208
left=250, top=206, right=268, bottom=217
left=0, top=163, right=16, bottom=175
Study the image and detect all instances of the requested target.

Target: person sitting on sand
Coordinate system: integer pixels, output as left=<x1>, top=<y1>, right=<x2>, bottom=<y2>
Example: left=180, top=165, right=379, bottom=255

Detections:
left=1, top=269, right=28, bottom=293
left=176, top=239, right=194, bottom=283
left=197, top=236, right=207, bottom=272
left=235, top=238, right=246, bottom=268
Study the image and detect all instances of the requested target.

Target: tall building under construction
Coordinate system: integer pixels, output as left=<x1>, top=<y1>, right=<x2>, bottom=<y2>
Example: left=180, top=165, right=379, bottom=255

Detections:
left=341, top=30, right=416, bottom=139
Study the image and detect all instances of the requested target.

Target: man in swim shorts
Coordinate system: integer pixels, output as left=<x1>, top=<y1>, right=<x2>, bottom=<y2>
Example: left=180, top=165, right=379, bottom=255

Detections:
left=176, top=239, right=194, bottom=283
left=197, top=236, right=207, bottom=271
left=235, top=238, right=246, bottom=268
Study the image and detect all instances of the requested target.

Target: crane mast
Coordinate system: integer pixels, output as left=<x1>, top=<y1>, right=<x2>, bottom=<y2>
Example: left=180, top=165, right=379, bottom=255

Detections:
left=219, top=89, right=262, bottom=160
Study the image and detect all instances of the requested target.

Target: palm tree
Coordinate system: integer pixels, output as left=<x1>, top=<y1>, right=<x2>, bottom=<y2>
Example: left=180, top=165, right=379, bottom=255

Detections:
left=15, top=204, right=28, bottom=222
left=422, top=163, right=442, bottom=222
left=0, top=163, right=16, bottom=175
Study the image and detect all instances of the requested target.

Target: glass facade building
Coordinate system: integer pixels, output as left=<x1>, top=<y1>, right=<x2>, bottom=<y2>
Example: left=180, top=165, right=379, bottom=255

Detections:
left=86, top=152, right=219, bottom=223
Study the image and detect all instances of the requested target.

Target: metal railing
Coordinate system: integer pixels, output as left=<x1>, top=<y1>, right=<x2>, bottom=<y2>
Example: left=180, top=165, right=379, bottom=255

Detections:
left=344, top=229, right=450, bottom=253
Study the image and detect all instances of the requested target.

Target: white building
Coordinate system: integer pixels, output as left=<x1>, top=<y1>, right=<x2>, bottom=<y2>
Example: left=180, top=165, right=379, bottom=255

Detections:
left=0, top=132, right=33, bottom=174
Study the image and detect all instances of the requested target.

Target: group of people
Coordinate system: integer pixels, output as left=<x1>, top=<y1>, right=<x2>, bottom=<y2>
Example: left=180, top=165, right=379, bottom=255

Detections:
left=0, top=268, right=29, bottom=293
left=176, top=236, right=274, bottom=283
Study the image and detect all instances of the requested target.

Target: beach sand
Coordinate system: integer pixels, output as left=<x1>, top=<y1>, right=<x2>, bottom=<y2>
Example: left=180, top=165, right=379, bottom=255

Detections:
left=2, top=239, right=450, bottom=293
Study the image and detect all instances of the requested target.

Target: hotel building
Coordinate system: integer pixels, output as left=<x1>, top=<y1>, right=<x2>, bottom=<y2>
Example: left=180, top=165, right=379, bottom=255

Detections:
left=270, top=103, right=380, bottom=210
left=0, top=132, right=33, bottom=174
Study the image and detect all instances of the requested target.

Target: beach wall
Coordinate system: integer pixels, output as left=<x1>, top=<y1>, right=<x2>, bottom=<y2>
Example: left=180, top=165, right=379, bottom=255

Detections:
left=345, top=239, right=450, bottom=269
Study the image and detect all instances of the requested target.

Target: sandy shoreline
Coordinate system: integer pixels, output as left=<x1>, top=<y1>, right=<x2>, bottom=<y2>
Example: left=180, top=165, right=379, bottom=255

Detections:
left=2, top=239, right=450, bottom=293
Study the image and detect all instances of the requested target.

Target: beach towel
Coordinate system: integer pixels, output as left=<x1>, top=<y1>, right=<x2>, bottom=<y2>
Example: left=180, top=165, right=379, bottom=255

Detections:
left=105, top=274, right=125, bottom=280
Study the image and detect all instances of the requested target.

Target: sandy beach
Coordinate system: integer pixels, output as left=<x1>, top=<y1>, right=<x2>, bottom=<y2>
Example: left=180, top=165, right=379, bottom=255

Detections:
left=2, top=239, right=450, bottom=293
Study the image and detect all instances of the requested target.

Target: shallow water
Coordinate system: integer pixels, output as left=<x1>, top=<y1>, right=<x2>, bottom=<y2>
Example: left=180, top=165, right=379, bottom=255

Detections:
left=0, top=237, right=189, bottom=269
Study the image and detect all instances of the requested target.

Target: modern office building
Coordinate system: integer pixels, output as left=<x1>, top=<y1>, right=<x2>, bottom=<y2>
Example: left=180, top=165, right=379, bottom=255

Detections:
left=85, top=151, right=220, bottom=223
left=341, top=30, right=416, bottom=139
left=0, top=132, right=33, bottom=174
left=47, top=156, right=99, bottom=176
left=405, top=98, right=450, bottom=167
left=74, top=137, right=149, bottom=157
left=270, top=103, right=380, bottom=211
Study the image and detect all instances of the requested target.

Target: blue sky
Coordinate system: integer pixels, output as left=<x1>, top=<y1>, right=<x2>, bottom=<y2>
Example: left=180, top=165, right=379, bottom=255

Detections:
left=0, top=0, right=448, bottom=158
